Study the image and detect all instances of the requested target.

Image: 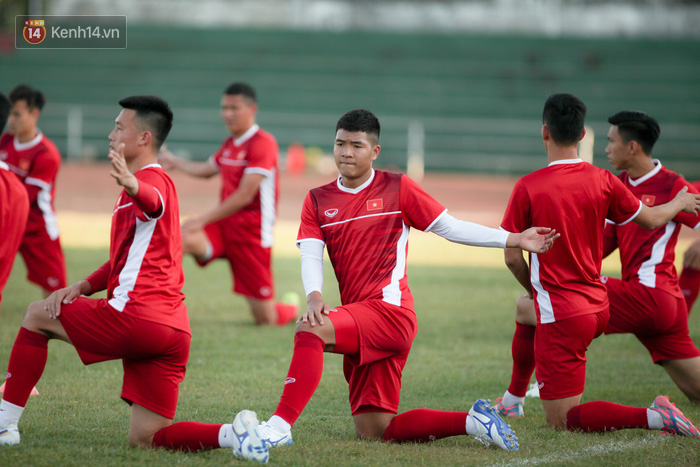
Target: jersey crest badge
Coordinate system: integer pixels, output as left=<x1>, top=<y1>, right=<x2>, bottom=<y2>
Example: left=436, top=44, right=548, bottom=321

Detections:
left=19, top=159, right=31, bottom=171
left=237, top=150, right=247, bottom=160
left=641, top=194, right=656, bottom=206
left=367, top=198, right=383, bottom=211
left=324, top=208, right=338, bottom=218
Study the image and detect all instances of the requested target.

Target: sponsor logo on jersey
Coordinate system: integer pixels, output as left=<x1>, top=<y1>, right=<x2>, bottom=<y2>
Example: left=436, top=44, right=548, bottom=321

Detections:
left=641, top=194, right=656, bottom=206
left=324, top=208, right=338, bottom=218
left=538, top=381, right=544, bottom=389
left=23, top=19, right=46, bottom=44
left=366, top=198, right=383, bottom=211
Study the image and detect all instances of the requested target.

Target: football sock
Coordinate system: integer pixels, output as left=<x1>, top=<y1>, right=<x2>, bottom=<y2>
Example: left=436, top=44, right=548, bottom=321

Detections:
left=679, top=266, right=700, bottom=313
left=266, top=415, right=291, bottom=434
left=383, top=409, right=467, bottom=443
left=501, top=390, right=525, bottom=408
left=647, top=409, right=664, bottom=430
left=275, top=302, right=298, bottom=326
left=507, top=322, right=536, bottom=398
left=152, top=421, right=224, bottom=451
left=566, top=401, right=648, bottom=432
left=273, top=332, right=325, bottom=426
left=0, top=400, right=24, bottom=428
left=3, top=328, right=48, bottom=408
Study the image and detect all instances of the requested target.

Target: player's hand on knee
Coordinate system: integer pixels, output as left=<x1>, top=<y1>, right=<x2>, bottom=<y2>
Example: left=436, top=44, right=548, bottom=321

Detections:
left=44, top=280, right=90, bottom=319
left=298, top=292, right=330, bottom=327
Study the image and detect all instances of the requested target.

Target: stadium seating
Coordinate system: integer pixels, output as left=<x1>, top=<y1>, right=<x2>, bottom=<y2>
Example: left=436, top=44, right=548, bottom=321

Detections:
left=2, top=27, right=698, bottom=177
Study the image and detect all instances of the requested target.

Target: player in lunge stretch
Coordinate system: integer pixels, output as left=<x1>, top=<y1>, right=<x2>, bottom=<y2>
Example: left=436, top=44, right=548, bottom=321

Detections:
left=0, top=92, right=30, bottom=312
left=0, top=96, right=197, bottom=448
left=223, top=109, right=563, bottom=463
left=680, top=180, right=700, bottom=313
left=0, top=85, right=66, bottom=297
left=159, top=82, right=298, bottom=326
left=494, top=95, right=700, bottom=436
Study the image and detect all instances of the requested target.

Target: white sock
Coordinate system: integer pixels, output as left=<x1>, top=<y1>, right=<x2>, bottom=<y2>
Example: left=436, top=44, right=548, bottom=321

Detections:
left=266, top=415, right=291, bottom=434
left=218, top=423, right=234, bottom=448
left=465, top=414, right=477, bottom=436
left=501, top=391, right=525, bottom=408
left=0, top=400, right=24, bottom=427
left=647, top=408, right=664, bottom=430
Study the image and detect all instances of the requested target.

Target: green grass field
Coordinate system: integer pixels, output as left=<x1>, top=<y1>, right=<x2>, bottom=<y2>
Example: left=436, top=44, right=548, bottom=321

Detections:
left=1, top=244, right=700, bottom=466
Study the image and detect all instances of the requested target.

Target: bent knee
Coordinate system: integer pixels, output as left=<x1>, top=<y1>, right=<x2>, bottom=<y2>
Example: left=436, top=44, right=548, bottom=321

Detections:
left=23, top=300, right=47, bottom=327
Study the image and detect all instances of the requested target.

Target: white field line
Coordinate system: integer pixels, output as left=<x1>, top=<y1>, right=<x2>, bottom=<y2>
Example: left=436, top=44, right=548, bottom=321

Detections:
left=489, top=435, right=668, bottom=466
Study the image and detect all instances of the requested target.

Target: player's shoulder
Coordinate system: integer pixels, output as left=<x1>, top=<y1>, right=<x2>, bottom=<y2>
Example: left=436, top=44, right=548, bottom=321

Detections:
left=137, top=164, right=173, bottom=185
left=0, top=132, right=11, bottom=147
left=36, top=135, right=62, bottom=159
left=250, top=127, right=278, bottom=146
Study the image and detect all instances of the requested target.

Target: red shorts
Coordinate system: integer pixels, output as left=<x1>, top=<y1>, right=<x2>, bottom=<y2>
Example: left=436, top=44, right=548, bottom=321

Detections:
left=535, top=311, right=608, bottom=400
left=328, top=300, right=418, bottom=415
left=604, top=277, right=700, bottom=363
left=19, top=232, right=66, bottom=292
left=59, top=297, right=190, bottom=419
left=198, top=220, right=273, bottom=299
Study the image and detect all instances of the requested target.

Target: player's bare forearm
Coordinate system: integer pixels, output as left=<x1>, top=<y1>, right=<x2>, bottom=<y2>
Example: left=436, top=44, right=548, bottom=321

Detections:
left=505, top=248, right=533, bottom=296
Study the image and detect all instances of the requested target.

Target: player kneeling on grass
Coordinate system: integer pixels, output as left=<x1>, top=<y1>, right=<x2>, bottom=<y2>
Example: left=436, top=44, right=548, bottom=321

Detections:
left=493, top=95, right=700, bottom=437
left=221, top=109, right=562, bottom=463
left=0, top=96, right=210, bottom=450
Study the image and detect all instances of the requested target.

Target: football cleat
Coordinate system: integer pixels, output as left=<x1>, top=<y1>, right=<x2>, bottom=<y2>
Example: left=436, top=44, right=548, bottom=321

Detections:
left=469, top=399, right=519, bottom=451
left=649, top=395, right=700, bottom=438
left=232, top=410, right=269, bottom=463
left=257, top=420, right=293, bottom=449
left=493, top=397, right=524, bottom=418
left=0, top=424, right=20, bottom=446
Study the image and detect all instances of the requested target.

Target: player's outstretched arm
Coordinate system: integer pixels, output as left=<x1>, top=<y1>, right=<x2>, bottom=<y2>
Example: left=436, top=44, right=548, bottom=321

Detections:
left=506, top=227, right=560, bottom=254
left=298, top=291, right=331, bottom=327
left=634, top=186, right=700, bottom=230
left=44, top=280, right=92, bottom=319
left=158, top=145, right=218, bottom=178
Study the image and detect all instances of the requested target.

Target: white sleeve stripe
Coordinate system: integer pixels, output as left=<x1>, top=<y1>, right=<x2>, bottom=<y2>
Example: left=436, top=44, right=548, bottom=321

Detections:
left=25, top=177, right=51, bottom=190
left=243, top=167, right=273, bottom=177
left=208, top=155, right=220, bottom=171
left=617, top=200, right=643, bottom=226
left=142, top=187, right=166, bottom=221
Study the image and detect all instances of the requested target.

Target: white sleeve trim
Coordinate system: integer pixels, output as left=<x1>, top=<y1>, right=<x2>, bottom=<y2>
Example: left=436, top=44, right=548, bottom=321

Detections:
left=243, top=167, right=273, bottom=177
left=424, top=209, right=448, bottom=232
left=427, top=212, right=509, bottom=248
left=617, top=200, right=644, bottom=226
left=25, top=176, right=51, bottom=190
left=142, top=187, right=166, bottom=221
left=299, top=239, right=324, bottom=297
left=208, top=155, right=220, bottom=171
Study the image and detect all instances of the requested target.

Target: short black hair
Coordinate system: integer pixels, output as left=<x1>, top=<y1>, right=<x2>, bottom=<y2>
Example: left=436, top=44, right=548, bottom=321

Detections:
left=0, top=93, right=10, bottom=130
left=542, top=93, right=587, bottom=146
left=224, top=82, right=256, bottom=103
left=607, top=110, right=660, bottom=155
left=9, top=85, right=45, bottom=111
left=336, top=109, right=381, bottom=144
left=118, top=95, right=173, bottom=149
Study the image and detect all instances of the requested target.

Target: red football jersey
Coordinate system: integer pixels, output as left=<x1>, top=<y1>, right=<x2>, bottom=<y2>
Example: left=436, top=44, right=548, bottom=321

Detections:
left=0, top=161, right=29, bottom=308
left=297, top=170, right=446, bottom=309
left=88, top=165, right=189, bottom=334
left=0, top=132, right=61, bottom=237
left=603, top=161, right=700, bottom=298
left=501, top=159, right=642, bottom=324
left=209, top=124, right=278, bottom=247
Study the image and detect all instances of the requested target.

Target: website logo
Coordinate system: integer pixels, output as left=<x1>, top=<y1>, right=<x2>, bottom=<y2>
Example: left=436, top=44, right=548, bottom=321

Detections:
left=16, top=16, right=127, bottom=49
left=23, top=19, right=46, bottom=45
